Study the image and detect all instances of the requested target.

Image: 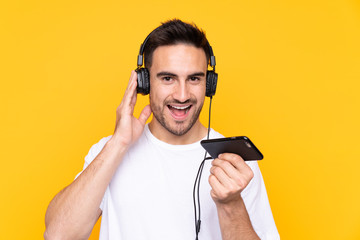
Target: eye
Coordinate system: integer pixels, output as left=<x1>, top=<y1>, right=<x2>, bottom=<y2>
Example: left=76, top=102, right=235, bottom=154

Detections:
left=162, top=76, right=172, bottom=81
left=190, top=76, right=200, bottom=81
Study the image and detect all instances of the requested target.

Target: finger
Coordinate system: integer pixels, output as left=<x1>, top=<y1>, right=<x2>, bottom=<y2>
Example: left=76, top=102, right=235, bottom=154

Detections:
left=138, top=105, right=152, bottom=126
left=210, top=165, right=233, bottom=188
left=129, top=80, right=138, bottom=107
left=212, top=158, right=240, bottom=181
left=122, top=71, right=135, bottom=101
left=218, top=153, right=248, bottom=171
left=123, top=71, right=136, bottom=94
left=208, top=174, right=226, bottom=195
left=126, top=70, right=136, bottom=89
left=218, top=153, right=254, bottom=182
left=122, top=71, right=138, bottom=108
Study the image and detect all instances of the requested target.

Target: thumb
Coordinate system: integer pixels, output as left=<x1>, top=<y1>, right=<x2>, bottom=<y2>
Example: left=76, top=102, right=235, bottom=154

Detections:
left=138, top=105, right=152, bottom=126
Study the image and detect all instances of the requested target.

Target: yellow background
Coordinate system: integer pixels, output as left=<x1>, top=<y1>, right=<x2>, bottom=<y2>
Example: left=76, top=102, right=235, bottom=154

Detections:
left=1, top=0, right=359, bottom=239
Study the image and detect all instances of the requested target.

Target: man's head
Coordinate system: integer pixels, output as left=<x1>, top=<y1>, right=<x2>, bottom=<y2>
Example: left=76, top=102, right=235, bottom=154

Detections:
left=140, top=19, right=214, bottom=141
left=143, top=19, right=211, bottom=138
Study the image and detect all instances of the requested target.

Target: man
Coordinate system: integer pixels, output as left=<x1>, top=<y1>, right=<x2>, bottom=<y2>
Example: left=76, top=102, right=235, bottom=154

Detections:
left=44, top=19, right=279, bottom=240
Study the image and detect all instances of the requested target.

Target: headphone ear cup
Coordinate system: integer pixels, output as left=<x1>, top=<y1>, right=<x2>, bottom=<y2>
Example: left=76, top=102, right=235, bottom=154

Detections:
left=135, top=68, right=150, bottom=95
left=206, top=71, right=218, bottom=97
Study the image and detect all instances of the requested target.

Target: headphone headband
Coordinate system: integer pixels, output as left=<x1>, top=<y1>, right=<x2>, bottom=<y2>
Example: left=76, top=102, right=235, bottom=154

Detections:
left=137, top=30, right=153, bottom=67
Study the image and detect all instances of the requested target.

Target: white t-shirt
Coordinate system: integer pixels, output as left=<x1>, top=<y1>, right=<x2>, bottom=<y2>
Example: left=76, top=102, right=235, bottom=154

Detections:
left=81, top=125, right=280, bottom=240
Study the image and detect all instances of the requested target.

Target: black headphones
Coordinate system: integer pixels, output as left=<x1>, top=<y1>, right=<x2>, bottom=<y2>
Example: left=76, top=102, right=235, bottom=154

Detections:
left=135, top=30, right=218, bottom=97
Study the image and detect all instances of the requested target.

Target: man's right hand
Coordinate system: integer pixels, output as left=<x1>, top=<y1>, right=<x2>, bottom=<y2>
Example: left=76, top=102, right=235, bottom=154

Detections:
left=44, top=70, right=152, bottom=240
left=113, top=70, right=152, bottom=147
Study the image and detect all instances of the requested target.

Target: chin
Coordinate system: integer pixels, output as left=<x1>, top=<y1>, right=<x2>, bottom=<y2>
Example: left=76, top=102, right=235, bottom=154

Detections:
left=168, top=122, right=193, bottom=136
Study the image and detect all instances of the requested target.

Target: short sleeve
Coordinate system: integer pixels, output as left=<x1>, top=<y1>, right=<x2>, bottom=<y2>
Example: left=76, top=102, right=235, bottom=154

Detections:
left=241, top=161, right=280, bottom=240
left=75, top=135, right=112, bottom=210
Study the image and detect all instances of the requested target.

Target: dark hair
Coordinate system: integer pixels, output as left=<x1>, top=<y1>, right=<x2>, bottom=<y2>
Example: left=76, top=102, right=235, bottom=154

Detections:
left=144, top=19, right=210, bottom=69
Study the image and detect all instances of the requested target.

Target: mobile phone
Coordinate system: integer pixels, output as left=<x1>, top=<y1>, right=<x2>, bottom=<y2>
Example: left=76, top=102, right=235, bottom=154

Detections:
left=200, top=136, right=263, bottom=161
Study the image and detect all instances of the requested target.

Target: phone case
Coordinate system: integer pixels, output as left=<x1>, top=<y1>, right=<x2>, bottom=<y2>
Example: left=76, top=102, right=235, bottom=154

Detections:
left=200, top=136, right=263, bottom=161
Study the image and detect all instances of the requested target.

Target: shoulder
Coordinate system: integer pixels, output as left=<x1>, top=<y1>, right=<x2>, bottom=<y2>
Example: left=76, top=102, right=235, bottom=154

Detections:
left=84, top=135, right=112, bottom=165
left=209, top=128, right=224, bottom=139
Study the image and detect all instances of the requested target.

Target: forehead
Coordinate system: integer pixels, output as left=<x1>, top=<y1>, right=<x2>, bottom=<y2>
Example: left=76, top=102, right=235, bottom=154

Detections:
left=150, top=44, right=208, bottom=73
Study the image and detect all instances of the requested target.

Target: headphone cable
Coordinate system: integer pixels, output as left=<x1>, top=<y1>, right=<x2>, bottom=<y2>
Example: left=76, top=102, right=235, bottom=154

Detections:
left=193, top=96, right=213, bottom=239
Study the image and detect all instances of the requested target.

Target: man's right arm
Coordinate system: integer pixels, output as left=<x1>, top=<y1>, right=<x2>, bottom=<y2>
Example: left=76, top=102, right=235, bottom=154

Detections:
left=44, top=137, right=127, bottom=240
left=44, top=71, right=152, bottom=240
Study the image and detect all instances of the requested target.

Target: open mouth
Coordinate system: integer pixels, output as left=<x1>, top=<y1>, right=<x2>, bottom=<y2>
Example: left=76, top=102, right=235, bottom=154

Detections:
left=167, top=104, right=192, bottom=120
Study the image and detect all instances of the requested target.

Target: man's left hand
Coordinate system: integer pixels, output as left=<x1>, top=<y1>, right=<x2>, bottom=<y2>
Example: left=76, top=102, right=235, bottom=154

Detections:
left=209, top=153, right=254, bottom=204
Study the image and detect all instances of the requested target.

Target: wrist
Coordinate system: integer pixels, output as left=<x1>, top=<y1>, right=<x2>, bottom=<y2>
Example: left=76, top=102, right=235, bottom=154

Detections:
left=215, top=196, right=245, bottom=216
left=109, top=132, right=131, bottom=148
left=105, top=135, right=130, bottom=159
left=215, top=196, right=259, bottom=239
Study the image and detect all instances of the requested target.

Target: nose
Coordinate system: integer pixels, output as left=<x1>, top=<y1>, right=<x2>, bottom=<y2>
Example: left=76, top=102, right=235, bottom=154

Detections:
left=173, top=80, right=190, bottom=103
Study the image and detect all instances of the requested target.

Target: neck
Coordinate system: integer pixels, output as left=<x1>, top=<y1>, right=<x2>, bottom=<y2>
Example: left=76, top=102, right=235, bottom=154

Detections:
left=148, top=119, right=208, bottom=145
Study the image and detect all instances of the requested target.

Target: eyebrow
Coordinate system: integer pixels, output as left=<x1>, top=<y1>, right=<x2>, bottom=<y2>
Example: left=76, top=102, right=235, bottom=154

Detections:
left=189, top=72, right=205, bottom=77
left=156, top=72, right=177, bottom=78
left=156, top=71, right=206, bottom=78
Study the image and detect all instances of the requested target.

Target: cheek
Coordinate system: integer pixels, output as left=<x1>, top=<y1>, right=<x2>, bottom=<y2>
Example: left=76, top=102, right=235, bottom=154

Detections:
left=150, top=89, right=163, bottom=105
left=195, top=84, right=206, bottom=99
left=149, top=95, right=161, bottom=115
left=150, top=83, right=174, bottom=102
left=149, top=88, right=168, bottom=111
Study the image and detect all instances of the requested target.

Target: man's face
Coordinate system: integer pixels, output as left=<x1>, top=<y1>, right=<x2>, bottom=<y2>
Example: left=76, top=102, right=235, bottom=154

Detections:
left=149, top=44, right=207, bottom=136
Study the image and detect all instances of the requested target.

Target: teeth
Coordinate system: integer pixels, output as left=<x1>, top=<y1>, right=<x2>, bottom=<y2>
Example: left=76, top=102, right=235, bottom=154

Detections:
left=171, top=105, right=190, bottom=110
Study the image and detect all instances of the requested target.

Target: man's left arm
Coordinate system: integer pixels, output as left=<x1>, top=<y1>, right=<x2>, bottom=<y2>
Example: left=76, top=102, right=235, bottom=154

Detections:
left=209, top=153, right=260, bottom=240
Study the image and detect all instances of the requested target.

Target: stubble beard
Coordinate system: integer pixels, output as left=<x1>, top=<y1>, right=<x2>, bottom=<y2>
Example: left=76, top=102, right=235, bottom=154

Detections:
left=150, top=98, right=204, bottom=136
